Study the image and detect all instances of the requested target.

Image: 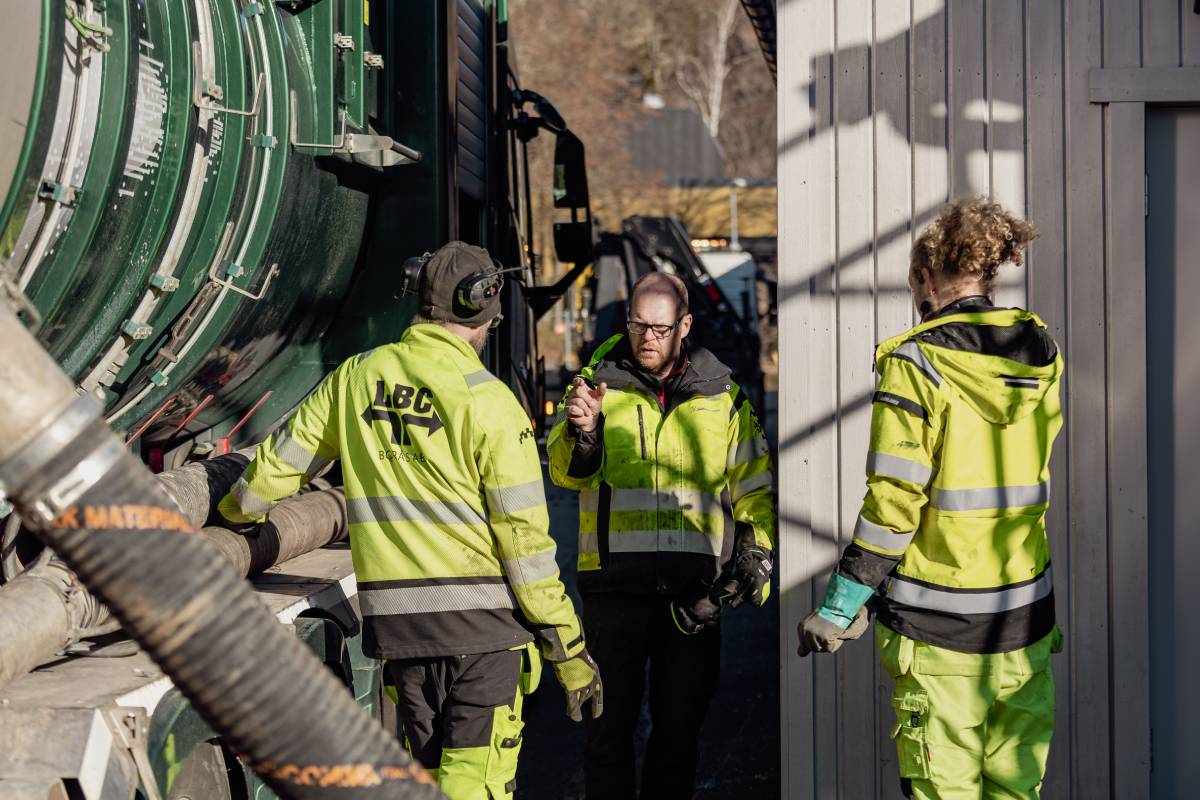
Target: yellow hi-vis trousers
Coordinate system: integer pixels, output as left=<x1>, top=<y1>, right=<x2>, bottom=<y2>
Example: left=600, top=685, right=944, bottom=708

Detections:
left=877, top=624, right=1062, bottom=800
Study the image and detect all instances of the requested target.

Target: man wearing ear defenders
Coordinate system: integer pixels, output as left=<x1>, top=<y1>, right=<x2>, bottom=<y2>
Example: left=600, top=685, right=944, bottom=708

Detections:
left=219, top=241, right=600, bottom=799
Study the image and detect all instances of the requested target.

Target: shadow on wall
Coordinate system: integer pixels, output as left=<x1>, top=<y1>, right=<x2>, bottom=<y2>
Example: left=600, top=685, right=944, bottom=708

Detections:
left=776, top=4, right=1029, bottom=305
left=779, top=7, right=1022, bottom=174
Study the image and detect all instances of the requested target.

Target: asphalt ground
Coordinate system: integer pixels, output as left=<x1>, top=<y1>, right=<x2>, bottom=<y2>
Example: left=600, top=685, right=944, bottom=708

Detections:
left=515, top=470, right=781, bottom=799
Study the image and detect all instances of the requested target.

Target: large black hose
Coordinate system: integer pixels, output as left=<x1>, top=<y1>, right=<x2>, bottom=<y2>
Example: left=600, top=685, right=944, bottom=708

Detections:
left=0, top=562, right=74, bottom=688
left=0, top=310, right=440, bottom=799
left=155, top=451, right=252, bottom=529
left=2, top=451, right=250, bottom=582
left=202, top=487, right=348, bottom=578
left=33, top=423, right=437, bottom=798
left=0, top=484, right=351, bottom=692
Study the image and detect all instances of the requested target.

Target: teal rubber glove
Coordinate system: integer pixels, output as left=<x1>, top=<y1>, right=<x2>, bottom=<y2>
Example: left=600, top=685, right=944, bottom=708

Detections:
left=815, top=572, right=875, bottom=628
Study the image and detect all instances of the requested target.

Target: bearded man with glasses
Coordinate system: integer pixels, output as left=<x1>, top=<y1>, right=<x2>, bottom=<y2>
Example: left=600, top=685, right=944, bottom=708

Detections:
left=547, top=271, right=776, bottom=799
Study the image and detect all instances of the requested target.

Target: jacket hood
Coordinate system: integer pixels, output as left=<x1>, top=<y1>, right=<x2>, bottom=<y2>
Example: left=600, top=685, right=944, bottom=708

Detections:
left=582, top=334, right=733, bottom=400
left=876, top=309, right=1063, bottom=425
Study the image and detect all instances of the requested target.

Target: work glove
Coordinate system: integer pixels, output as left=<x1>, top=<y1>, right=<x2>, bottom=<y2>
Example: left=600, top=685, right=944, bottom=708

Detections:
left=670, top=591, right=725, bottom=635
left=796, top=606, right=870, bottom=657
left=215, top=494, right=263, bottom=536
left=552, top=649, right=604, bottom=722
left=670, top=566, right=745, bottom=634
left=730, top=544, right=773, bottom=607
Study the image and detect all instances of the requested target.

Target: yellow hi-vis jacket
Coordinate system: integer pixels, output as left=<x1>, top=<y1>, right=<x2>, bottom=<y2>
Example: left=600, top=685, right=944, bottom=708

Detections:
left=547, top=335, right=776, bottom=597
left=218, top=324, right=584, bottom=662
left=834, top=300, right=1064, bottom=653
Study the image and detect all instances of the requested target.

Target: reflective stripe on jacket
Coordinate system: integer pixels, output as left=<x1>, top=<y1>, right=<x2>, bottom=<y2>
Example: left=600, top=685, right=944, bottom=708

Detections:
left=836, top=301, right=1065, bottom=653
left=547, top=335, right=776, bottom=596
left=218, top=324, right=583, bottom=661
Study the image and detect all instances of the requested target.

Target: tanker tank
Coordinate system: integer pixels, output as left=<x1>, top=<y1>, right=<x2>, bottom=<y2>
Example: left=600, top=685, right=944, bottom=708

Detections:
left=0, top=1, right=595, bottom=796
left=0, top=0, right=543, bottom=459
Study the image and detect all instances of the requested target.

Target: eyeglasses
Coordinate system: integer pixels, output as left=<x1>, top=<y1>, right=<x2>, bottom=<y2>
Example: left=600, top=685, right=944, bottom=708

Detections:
left=627, top=317, right=683, bottom=339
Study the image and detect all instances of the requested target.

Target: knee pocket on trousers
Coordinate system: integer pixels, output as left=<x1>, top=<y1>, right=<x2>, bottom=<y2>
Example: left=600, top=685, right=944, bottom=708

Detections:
left=891, top=689, right=931, bottom=780
left=485, top=703, right=524, bottom=799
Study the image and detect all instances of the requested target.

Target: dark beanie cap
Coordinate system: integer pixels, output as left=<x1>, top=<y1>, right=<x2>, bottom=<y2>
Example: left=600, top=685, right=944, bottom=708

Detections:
left=418, top=241, right=502, bottom=326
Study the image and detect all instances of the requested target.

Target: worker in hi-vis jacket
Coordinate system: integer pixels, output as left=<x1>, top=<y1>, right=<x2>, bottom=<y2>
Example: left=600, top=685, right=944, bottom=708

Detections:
left=220, top=241, right=601, bottom=800
left=799, top=198, right=1064, bottom=800
left=548, top=272, right=776, bottom=799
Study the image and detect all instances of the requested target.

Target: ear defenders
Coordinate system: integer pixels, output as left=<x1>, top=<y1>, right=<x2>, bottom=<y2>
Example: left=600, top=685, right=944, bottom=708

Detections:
left=398, top=251, right=521, bottom=313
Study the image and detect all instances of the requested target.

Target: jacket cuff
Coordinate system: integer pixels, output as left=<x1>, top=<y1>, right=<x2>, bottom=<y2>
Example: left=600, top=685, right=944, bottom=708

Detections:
left=535, top=619, right=586, bottom=662
left=836, top=541, right=902, bottom=589
left=566, top=417, right=604, bottom=478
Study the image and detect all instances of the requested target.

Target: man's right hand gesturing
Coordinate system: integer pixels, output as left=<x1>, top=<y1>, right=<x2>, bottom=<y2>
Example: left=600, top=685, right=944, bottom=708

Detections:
left=565, top=377, right=607, bottom=433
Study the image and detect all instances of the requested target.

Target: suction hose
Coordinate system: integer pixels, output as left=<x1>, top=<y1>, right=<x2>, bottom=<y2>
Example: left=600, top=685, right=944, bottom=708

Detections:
left=0, top=484, right=351, bottom=691
left=0, top=560, right=77, bottom=686
left=0, top=306, right=440, bottom=799
left=155, top=451, right=252, bottom=528
left=202, top=487, right=348, bottom=577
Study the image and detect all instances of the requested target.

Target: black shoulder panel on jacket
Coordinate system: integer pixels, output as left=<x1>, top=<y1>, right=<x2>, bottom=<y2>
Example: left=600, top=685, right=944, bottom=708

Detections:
left=917, top=320, right=1058, bottom=366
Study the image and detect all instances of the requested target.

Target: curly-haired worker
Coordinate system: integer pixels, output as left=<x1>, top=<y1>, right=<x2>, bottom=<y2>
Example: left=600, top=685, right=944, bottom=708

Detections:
left=798, top=198, right=1065, bottom=800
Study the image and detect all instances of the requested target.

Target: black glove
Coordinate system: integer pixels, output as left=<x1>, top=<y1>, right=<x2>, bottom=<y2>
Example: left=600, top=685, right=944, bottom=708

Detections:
left=730, top=544, right=773, bottom=607
left=552, top=648, right=604, bottom=722
left=670, top=592, right=724, bottom=634
left=670, top=573, right=742, bottom=635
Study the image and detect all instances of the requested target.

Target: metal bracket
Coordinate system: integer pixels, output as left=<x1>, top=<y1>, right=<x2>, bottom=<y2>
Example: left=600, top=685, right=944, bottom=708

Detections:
left=288, top=92, right=420, bottom=165
left=364, top=51, right=384, bottom=69
left=66, top=4, right=113, bottom=53
left=105, top=709, right=164, bottom=800
left=38, top=179, right=79, bottom=207
left=0, top=266, right=42, bottom=329
left=192, top=44, right=265, bottom=118
left=208, top=260, right=280, bottom=301
left=334, top=32, right=356, bottom=51
left=290, top=91, right=349, bottom=150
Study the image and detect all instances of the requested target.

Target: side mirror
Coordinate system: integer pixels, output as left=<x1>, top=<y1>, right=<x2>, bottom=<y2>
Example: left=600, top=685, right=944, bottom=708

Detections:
left=553, top=132, right=590, bottom=209
left=553, top=132, right=593, bottom=265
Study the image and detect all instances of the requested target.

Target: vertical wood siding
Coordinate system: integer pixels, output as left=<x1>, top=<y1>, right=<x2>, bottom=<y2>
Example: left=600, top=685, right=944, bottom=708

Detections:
left=778, top=0, right=1187, bottom=796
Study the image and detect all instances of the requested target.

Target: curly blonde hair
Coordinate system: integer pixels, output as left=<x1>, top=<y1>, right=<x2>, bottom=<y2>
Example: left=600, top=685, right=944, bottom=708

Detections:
left=910, top=197, right=1038, bottom=290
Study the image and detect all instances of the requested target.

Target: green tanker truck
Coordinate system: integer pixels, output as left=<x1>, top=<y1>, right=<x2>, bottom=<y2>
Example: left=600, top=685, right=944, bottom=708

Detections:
left=0, top=1, right=591, bottom=797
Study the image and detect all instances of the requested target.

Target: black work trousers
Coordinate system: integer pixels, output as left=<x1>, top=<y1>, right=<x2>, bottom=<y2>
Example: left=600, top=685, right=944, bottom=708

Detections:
left=582, top=592, right=721, bottom=800
left=384, top=649, right=522, bottom=772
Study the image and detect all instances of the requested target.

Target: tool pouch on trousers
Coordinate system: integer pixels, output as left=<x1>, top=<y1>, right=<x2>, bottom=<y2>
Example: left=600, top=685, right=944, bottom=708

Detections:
left=483, top=643, right=542, bottom=799
left=486, top=700, right=524, bottom=799
left=891, top=689, right=931, bottom=780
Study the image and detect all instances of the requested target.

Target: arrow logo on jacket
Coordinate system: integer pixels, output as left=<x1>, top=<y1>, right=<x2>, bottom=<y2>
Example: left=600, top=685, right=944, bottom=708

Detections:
left=400, top=413, right=444, bottom=435
left=362, top=380, right=443, bottom=445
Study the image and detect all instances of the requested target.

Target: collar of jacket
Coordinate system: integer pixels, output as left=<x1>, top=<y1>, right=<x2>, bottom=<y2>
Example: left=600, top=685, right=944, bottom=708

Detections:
left=585, top=334, right=733, bottom=403
left=876, top=307, right=1052, bottom=362
left=875, top=306, right=1063, bottom=425
left=402, top=322, right=486, bottom=368
left=928, top=294, right=996, bottom=319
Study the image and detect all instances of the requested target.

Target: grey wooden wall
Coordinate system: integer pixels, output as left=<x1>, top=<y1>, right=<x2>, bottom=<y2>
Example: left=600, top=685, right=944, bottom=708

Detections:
left=777, top=1, right=1200, bottom=798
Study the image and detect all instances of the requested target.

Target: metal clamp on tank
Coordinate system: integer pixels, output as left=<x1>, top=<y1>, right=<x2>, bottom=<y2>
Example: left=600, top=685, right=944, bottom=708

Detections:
left=0, top=267, right=41, bottom=330
left=0, top=391, right=121, bottom=528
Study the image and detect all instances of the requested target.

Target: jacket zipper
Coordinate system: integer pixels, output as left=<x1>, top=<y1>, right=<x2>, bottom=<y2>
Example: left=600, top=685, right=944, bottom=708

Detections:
left=637, top=405, right=648, bottom=459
